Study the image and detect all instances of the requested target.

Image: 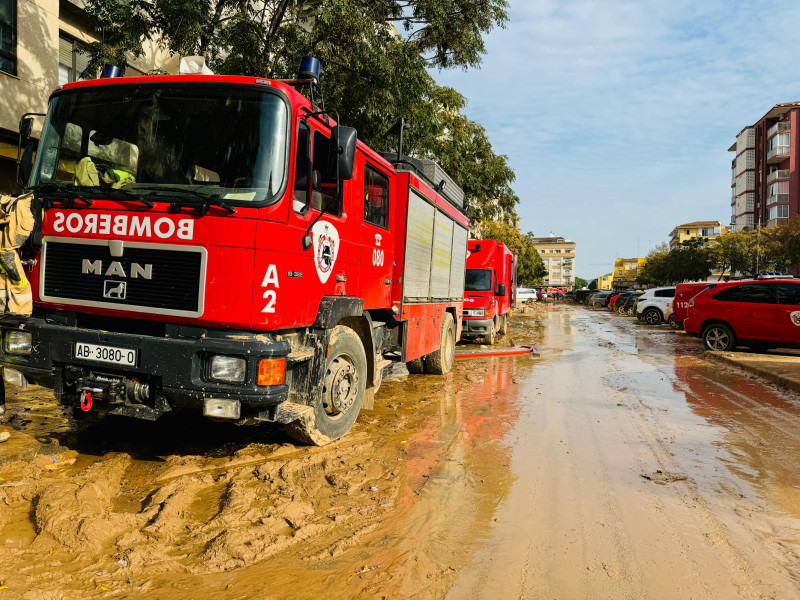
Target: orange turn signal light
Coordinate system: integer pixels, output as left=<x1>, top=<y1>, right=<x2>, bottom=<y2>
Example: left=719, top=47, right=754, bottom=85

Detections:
left=257, top=358, right=286, bottom=386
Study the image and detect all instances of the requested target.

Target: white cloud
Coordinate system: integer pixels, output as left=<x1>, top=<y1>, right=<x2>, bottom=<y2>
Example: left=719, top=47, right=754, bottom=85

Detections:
left=433, top=0, right=800, bottom=278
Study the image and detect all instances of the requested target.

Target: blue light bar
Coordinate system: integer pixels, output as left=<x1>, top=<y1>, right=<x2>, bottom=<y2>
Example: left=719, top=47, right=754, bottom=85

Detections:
left=100, top=64, right=124, bottom=78
left=298, top=56, right=320, bottom=82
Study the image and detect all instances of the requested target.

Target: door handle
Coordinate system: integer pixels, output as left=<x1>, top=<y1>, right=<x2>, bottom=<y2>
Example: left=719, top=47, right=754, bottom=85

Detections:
left=384, top=279, right=392, bottom=285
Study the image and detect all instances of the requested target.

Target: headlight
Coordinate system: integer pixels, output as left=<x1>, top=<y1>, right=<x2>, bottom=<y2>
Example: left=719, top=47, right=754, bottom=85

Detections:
left=209, top=355, right=246, bottom=383
left=5, top=331, right=31, bottom=356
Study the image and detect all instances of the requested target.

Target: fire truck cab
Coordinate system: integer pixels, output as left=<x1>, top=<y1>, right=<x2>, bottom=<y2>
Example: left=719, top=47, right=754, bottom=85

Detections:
left=3, top=60, right=468, bottom=444
left=462, top=239, right=516, bottom=344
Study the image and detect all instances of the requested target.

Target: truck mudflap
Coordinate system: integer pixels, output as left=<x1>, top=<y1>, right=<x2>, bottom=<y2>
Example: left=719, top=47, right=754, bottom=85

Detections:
left=0, top=315, right=292, bottom=420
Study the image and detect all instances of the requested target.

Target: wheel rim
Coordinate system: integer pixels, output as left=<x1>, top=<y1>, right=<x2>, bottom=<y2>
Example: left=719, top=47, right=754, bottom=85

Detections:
left=706, top=328, right=729, bottom=351
left=322, top=355, right=359, bottom=418
left=645, top=310, right=659, bottom=324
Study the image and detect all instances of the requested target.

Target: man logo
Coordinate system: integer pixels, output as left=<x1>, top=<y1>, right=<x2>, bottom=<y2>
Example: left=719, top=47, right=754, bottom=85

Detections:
left=104, top=281, right=127, bottom=300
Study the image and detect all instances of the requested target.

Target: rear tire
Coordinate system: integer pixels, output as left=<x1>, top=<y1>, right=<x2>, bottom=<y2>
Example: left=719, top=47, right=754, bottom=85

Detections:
left=702, top=323, right=736, bottom=352
left=284, top=325, right=366, bottom=445
left=406, top=357, right=425, bottom=374
left=643, top=307, right=662, bottom=325
left=425, top=312, right=456, bottom=374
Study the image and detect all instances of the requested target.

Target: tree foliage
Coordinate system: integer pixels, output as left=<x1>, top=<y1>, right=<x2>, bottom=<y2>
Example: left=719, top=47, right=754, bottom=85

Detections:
left=636, top=239, right=715, bottom=286
left=479, top=222, right=547, bottom=286
left=574, top=277, right=588, bottom=289
left=81, top=0, right=516, bottom=225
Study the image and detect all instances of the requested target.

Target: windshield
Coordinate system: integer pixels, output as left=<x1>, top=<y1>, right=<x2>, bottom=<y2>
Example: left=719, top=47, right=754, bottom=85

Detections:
left=465, top=269, right=492, bottom=292
left=31, top=84, right=288, bottom=204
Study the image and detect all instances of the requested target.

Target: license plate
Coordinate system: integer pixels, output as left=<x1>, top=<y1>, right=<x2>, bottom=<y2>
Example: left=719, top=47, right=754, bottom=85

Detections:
left=74, top=342, right=137, bottom=367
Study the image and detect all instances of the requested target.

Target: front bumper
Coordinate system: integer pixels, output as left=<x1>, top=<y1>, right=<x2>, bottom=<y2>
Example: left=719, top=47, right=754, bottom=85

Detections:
left=461, top=317, right=493, bottom=336
left=0, top=314, right=291, bottom=420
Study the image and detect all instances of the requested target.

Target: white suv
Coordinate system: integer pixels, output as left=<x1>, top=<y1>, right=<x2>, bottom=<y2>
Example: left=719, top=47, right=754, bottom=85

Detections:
left=636, top=287, right=676, bottom=325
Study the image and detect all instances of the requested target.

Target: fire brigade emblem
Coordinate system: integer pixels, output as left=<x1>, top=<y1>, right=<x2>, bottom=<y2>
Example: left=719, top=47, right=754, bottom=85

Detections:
left=791, top=311, right=800, bottom=326
left=311, top=221, right=339, bottom=284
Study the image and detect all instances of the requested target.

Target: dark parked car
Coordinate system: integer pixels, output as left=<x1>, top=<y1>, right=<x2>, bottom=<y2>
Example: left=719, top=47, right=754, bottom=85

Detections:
left=685, top=279, right=800, bottom=351
left=619, top=292, right=643, bottom=316
left=588, top=291, right=615, bottom=308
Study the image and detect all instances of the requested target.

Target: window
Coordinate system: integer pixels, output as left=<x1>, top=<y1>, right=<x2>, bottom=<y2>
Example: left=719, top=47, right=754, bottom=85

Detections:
left=0, top=0, right=15, bottom=75
left=59, top=34, right=91, bottom=86
left=778, top=283, right=800, bottom=306
left=311, top=130, right=339, bottom=214
left=715, top=283, right=775, bottom=303
left=292, top=121, right=311, bottom=213
left=363, top=165, right=389, bottom=228
left=685, top=229, right=690, bottom=235
left=655, top=288, right=675, bottom=298
left=465, top=269, right=491, bottom=291
left=768, top=205, right=789, bottom=220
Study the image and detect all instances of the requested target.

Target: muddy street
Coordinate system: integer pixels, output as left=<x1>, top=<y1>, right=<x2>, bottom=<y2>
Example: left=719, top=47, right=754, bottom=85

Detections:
left=3, top=305, right=800, bottom=598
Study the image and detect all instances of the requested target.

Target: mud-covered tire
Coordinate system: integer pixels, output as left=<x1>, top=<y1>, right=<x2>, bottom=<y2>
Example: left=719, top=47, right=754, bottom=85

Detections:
left=424, top=312, right=456, bottom=375
left=485, top=321, right=496, bottom=345
left=643, top=307, right=662, bottom=325
left=703, top=323, right=736, bottom=352
left=283, top=325, right=366, bottom=445
left=406, top=357, right=425, bottom=374
left=668, top=314, right=682, bottom=330
left=500, top=314, right=508, bottom=335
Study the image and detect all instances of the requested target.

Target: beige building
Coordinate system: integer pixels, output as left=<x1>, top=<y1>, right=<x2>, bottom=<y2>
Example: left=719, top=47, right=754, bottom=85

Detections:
left=0, top=0, right=178, bottom=193
left=532, top=235, right=576, bottom=290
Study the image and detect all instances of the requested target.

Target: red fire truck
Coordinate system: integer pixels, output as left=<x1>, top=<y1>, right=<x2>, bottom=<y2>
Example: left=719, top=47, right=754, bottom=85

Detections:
left=462, top=239, right=516, bottom=344
left=4, top=59, right=469, bottom=444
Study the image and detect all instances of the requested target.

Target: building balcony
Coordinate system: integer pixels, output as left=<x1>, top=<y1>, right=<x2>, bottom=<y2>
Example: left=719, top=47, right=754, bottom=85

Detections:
left=767, top=146, right=790, bottom=163
left=766, top=193, right=790, bottom=206
left=767, top=218, right=789, bottom=228
left=767, top=121, right=791, bottom=138
left=767, top=169, right=790, bottom=184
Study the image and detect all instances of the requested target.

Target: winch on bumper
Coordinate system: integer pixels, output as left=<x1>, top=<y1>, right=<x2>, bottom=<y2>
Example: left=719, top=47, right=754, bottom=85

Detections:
left=0, top=313, right=294, bottom=421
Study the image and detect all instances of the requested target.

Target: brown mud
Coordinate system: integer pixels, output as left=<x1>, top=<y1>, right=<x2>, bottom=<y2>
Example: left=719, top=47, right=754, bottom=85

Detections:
left=0, top=310, right=544, bottom=599
left=4, top=302, right=800, bottom=598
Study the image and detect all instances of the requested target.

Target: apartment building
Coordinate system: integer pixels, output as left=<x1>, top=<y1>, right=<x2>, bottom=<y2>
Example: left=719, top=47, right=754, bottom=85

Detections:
left=668, top=221, right=727, bottom=251
left=532, top=235, right=576, bottom=291
left=729, top=102, right=800, bottom=231
left=0, top=0, right=177, bottom=194
left=597, top=273, right=613, bottom=290
left=612, top=257, right=646, bottom=289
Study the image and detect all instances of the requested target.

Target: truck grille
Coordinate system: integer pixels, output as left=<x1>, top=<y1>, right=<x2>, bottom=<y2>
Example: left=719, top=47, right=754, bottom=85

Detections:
left=41, top=238, right=206, bottom=317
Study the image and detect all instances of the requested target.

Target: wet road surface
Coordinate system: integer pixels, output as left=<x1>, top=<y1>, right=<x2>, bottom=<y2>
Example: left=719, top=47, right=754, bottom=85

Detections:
left=2, top=304, right=800, bottom=598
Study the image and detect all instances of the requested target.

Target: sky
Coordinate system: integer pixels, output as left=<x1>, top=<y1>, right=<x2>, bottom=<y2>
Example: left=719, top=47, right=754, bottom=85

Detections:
left=433, top=0, right=800, bottom=281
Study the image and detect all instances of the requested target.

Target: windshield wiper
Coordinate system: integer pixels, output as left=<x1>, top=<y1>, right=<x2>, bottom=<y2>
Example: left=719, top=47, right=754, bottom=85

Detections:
left=33, top=184, right=94, bottom=207
left=131, top=186, right=236, bottom=215
left=33, top=184, right=156, bottom=208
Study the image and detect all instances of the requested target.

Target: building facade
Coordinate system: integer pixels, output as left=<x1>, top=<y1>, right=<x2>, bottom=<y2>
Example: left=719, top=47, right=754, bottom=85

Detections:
left=532, top=235, right=576, bottom=290
left=668, top=221, right=727, bottom=251
left=729, top=102, right=800, bottom=231
left=612, top=257, right=646, bottom=289
left=597, top=273, right=613, bottom=290
left=0, top=0, right=178, bottom=194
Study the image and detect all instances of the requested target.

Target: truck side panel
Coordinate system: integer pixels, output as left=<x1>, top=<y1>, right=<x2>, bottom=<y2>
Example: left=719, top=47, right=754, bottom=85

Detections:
left=402, top=189, right=436, bottom=301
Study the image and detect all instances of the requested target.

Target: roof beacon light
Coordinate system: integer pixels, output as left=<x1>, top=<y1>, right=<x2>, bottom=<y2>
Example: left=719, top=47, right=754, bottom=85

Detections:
left=100, top=64, right=123, bottom=78
left=299, top=56, right=320, bottom=83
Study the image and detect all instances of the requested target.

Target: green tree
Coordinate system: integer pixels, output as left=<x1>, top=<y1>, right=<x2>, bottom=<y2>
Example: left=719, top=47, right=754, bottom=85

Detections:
left=574, top=277, right=588, bottom=289
left=480, top=222, right=546, bottom=286
left=588, top=279, right=597, bottom=290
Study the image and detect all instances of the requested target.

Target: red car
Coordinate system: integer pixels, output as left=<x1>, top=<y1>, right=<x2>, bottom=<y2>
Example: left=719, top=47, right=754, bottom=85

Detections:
left=670, top=282, right=717, bottom=329
left=684, top=279, right=800, bottom=351
left=608, top=293, right=622, bottom=310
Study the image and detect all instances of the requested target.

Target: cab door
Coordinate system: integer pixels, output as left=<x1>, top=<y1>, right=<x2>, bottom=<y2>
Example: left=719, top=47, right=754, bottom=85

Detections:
left=357, top=162, right=394, bottom=308
left=735, top=282, right=778, bottom=340
left=777, top=282, right=800, bottom=343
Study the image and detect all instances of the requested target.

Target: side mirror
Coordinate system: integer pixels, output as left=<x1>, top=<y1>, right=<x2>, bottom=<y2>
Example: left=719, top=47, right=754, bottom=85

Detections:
left=19, top=116, right=34, bottom=139
left=330, top=126, right=357, bottom=181
left=496, top=283, right=506, bottom=297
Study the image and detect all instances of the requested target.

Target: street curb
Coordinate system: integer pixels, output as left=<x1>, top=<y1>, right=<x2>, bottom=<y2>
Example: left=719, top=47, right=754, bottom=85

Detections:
left=703, top=351, right=800, bottom=394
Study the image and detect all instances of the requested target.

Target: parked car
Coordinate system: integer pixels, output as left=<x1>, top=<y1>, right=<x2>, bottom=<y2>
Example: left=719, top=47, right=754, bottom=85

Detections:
left=517, top=287, right=539, bottom=302
left=613, top=292, right=637, bottom=314
left=589, top=290, right=615, bottom=308
left=685, top=279, right=800, bottom=351
left=620, top=292, right=643, bottom=316
left=573, top=290, right=593, bottom=304
left=635, top=287, right=676, bottom=325
left=608, top=293, right=623, bottom=310
left=670, top=282, right=717, bottom=329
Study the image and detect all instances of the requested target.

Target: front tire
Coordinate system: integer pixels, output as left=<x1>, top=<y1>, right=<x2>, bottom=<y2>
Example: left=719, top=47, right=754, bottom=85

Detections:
left=500, top=314, right=509, bottom=335
left=284, top=325, right=366, bottom=445
left=703, top=323, right=736, bottom=352
left=425, top=312, right=456, bottom=374
left=668, top=314, right=682, bottom=330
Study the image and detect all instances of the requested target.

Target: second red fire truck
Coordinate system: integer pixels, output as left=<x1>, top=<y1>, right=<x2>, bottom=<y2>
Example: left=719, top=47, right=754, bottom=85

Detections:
left=462, top=239, right=516, bottom=344
left=4, top=57, right=468, bottom=444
